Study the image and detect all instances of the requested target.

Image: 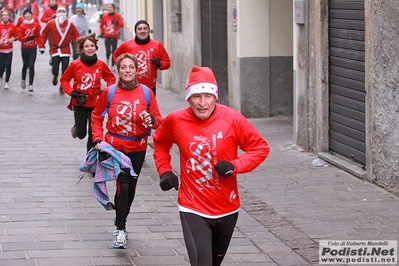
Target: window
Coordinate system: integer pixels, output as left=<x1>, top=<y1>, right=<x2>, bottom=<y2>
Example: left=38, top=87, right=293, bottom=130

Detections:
left=171, top=0, right=182, bottom=32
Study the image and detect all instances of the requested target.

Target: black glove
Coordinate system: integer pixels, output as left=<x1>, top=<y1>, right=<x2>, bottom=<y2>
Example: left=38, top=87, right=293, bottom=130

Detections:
left=214, top=160, right=235, bottom=178
left=152, top=57, right=162, bottom=68
left=97, top=33, right=104, bottom=38
left=71, top=90, right=81, bottom=98
left=149, top=114, right=155, bottom=125
left=111, top=19, right=118, bottom=25
left=39, top=50, right=45, bottom=54
left=87, top=29, right=92, bottom=34
left=27, top=35, right=35, bottom=41
left=160, top=171, right=179, bottom=191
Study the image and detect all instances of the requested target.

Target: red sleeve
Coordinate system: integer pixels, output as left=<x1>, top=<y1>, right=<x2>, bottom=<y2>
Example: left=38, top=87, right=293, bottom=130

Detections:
left=152, top=114, right=176, bottom=176
left=12, top=25, right=18, bottom=39
left=91, top=87, right=109, bottom=142
left=157, top=42, right=170, bottom=70
left=32, top=3, right=40, bottom=17
left=17, top=25, right=27, bottom=42
left=231, top=113, right=270, bottom=174
left=117, top=14, right=124, bottom=28
left=40, top=9, right=51, bottom=23
left=113, top=41, right=126, bottom=64
left=60, top=61, right=76, bottom=96
left=101, top=62, right=117, bottom=86
left=38, top=23, right=50, bottom=48
left=16, top=16, right=23, bottom=27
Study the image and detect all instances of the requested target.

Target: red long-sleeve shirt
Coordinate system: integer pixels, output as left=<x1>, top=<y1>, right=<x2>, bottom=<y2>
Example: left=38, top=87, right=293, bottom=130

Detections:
left=0, top=21, right=18, bottom=53
left=99, top=12, right=124, bottom=38
left=40, top=5, right=57, bottom=23
left=60, top=57, right=116, bottom=109
left=153, top=104, right=270, bottom=217
left=113, top=39, right=171, bottom=88
left=17, top=19, right=41, bottom=49
left=91, top=84, right=163, bottom=153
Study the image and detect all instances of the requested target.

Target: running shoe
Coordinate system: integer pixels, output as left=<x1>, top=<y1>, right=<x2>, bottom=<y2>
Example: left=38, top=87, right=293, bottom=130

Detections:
left=112, top=229, right=128, bottom=249
left=71, top=125, right=77, bottom=139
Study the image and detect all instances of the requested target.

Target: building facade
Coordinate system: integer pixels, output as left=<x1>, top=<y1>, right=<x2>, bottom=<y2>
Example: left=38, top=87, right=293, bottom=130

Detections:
left=117, top=0, right=399, bottom=195
left=295, top=0, right=399, bottom=195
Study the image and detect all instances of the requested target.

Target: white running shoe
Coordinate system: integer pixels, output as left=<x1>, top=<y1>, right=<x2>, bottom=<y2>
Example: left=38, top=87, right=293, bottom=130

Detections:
left=28, top=85, right=33, bottom=92
left=4, top=82, right=9, bottom=90
left=112, top=229, right=128, bottom=249
left=21, top=79, right=26, bottom=89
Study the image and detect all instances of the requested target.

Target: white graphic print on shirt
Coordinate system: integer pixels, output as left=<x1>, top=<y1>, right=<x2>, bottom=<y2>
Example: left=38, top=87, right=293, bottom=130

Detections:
left=0, top=29, right=11, bottom=44
left=135, top=47, right=154, bottom=79
left=79, top=70, right=98, bottom=91
left=111, top=99, right=140, bottom=136
left=186, top=132, right=221, bottom=189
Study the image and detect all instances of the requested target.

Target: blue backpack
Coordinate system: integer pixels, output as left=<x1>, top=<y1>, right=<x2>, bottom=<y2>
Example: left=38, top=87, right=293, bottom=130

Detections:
left=101, top=84, right=152, bottom=136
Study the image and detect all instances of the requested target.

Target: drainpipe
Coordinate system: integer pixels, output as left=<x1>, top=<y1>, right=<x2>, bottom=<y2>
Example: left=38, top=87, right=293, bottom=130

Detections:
left=305, top=0, right=310, bottom=151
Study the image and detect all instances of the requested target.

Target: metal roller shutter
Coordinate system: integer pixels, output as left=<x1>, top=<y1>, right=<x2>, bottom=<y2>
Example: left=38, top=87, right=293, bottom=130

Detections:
left=328, top=0, right=366, bottom=166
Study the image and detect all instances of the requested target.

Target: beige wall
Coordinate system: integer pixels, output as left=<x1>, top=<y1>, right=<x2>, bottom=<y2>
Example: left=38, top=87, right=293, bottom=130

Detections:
left=270, top=0, right=293, bottom=56
left=237, top=0, right=270, bottom=57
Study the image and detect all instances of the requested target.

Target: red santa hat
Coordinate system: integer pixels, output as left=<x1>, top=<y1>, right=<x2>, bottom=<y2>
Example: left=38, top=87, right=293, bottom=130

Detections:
left=57, top=5, right=67, bottom=12
left=185, top=66, right=218, bottom=101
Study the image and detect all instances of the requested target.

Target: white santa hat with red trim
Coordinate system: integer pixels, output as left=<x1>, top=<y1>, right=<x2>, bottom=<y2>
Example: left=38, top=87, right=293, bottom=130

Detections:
left=185, top=65, right=218, bottom=101
left=57, top=5, right=67, bottom=12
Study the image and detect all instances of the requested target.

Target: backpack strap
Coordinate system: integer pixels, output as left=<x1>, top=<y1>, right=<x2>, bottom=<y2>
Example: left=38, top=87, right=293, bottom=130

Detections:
left=101, top=84, right=117, bottom=117
left=142, top=84, right=150, bottom=109
left=141, top=84, right=152, bottom=136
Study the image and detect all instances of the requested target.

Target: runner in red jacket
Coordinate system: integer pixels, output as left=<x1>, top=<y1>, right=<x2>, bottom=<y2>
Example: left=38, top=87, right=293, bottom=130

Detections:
left=113, top=20, right=170, bottom=96
left=0, top=10, right=18, bottom=90
left=17, top=7, right=41, bottom=92
left=3, top=0, right=16, bottom=14
left=40, top=0, right=57, bottom=23
left=29, top=0, right=40, bottom=17
left=60, top=34, right=116, bottom=151
left=38, top=5, right=80, bottom=94
left=91, top=53, right=163, bottom=249
left=153, top=66, right=270, bottom=266
left=98, top=3, right=123, bottom=70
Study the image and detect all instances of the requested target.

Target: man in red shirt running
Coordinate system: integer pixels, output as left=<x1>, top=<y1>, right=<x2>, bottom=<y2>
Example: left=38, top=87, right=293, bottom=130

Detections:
left=113, top=20, right=170, bottom=96
left=152, top=66, right=270, bottom=266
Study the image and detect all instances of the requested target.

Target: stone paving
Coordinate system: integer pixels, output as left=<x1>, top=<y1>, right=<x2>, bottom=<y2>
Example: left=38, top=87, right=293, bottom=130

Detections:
left=0, top=4, right=398, bottom=266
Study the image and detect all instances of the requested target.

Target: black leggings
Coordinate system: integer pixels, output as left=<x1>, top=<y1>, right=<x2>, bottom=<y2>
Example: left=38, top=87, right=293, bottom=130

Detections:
left=21, top=48, right=37, bottom=85
left=180, top=211, right=238, bottom=266
left=114, top=150, right=146, bottom=230
left=72, top=105, right=94, bottom=152
left=104, top=37, right=118, bottom=66
left=52, top=55, right=69, bottom=77
left=0, top=52, right=13, bottom=82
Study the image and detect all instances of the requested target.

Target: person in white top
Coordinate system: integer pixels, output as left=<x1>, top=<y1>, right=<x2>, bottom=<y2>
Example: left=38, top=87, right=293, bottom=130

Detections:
left=69, top=2, right=90, bottom=60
